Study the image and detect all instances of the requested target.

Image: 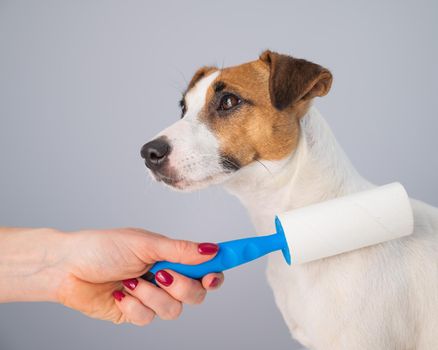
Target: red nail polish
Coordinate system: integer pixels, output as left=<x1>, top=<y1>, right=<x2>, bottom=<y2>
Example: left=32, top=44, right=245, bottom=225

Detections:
left=209, top=277, right=220, bottom=288
left=198, top=242, right=219, bottom=255
left=113, top=290, right=125, bottom=302
left=155, top=270, right=174, bottom=286
left=122, top=278, right=138, bottom=291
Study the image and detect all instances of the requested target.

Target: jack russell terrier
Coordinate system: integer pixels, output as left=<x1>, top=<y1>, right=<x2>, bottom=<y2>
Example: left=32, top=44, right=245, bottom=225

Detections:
left=140, top=51, right=438, bottom=350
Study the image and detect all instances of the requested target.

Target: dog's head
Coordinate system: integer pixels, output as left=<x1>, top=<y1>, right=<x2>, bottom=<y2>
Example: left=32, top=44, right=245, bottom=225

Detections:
left=141, top=51, right=332, bottom=191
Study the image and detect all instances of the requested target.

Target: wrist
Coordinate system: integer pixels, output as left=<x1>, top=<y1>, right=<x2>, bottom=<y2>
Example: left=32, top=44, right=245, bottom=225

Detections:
left=0, top=228, right=71, bottom=303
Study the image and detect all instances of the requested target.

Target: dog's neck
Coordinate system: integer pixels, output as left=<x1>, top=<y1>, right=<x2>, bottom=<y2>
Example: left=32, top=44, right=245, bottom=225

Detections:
left=224, top=106, right=372, bottom=233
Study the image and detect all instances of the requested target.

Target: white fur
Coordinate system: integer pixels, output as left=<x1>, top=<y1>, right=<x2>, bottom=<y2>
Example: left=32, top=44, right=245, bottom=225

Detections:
left=224, top=107, right=438, bottom=349
left=184, top=71, right=219, bottom=122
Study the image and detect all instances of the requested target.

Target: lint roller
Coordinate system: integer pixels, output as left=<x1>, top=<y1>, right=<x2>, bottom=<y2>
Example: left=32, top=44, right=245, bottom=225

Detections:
left=144, top=182, right=413, bottom=282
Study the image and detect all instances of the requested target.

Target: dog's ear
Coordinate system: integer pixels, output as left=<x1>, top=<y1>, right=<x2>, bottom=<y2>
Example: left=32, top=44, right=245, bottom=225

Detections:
left=187, top=66, right=217, bottom=91
left=259, top=50, right=332, bottom=111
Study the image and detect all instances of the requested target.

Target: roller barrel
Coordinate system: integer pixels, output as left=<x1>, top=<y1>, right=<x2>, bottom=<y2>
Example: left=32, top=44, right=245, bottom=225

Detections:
left=276, top=182, right=414, bottom=264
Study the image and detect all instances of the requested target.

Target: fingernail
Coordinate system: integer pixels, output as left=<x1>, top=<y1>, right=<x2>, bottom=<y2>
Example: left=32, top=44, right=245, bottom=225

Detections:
left=155, top=270, right=174, bottom=287
left=209, top=277, right=220, bottom=288
left=113, top=290, right=126, bottom=302
left=122, top=278, right=138, bottom=291
left=198, top=242, right=219, bottom=255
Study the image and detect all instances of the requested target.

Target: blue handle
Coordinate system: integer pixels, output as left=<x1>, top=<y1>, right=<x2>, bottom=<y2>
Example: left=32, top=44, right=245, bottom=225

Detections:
left=144, top=217, right=291, bottom=282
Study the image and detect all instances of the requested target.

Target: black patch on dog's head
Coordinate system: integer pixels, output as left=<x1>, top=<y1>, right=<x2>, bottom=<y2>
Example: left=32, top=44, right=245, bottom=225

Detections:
left=220, top=155, right=241, bottom=172
left=214, top=81, right=226, bottom=93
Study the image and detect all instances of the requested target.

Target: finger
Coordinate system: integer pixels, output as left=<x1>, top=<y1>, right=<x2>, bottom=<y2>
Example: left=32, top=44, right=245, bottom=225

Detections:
left=149, top=236, right=219, bottom=265
left=122, top=278, right=183, bottom=321
left=112, top=290, right=155, bottom=326
left=201, top=272, right=224, bottom=290
left=155, top=270, right=207, bottom=305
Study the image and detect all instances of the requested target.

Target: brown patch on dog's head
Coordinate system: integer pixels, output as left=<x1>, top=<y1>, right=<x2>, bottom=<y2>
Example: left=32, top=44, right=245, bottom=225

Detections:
left=196, top=51, right=333, bottom=169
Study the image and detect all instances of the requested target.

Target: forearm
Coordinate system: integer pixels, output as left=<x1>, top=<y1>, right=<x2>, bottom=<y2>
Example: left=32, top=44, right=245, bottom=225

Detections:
left=0, top=228, right=69, bottom=303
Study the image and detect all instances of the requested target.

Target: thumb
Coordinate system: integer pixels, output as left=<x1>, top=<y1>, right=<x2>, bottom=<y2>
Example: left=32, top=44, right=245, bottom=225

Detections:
left=149, top=236, right=219, bottom=265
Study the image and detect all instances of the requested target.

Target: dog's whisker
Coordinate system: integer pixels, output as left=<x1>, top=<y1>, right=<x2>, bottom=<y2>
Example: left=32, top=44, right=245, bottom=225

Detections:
left=220, top=57, right=226, bottom=71
left=169, top=80, right=185, bottom=93
left=256, top=159, right=273, bottom=176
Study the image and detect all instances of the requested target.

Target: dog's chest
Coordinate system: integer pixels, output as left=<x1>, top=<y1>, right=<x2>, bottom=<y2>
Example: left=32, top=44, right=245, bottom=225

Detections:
left=266, top=250, right=341, bottom=349
left=256, top=209, right=364, bottom=348
left=252, top=214, right=324, bottom=346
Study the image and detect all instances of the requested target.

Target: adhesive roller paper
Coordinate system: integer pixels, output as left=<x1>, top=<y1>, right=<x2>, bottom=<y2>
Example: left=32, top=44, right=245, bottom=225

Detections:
left=277, top=182, right=413, bottom=264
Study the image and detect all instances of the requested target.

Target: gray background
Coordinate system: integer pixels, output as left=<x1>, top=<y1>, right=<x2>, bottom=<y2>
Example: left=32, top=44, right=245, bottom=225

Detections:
left=0, top=1, right=437, bottom=349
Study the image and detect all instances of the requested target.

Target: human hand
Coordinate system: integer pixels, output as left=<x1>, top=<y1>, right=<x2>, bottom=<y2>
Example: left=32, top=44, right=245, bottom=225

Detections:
left=0, top=227, right=224, bottom=325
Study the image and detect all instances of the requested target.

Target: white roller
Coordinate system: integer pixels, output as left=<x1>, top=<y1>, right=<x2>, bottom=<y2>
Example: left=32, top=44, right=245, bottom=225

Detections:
left=277, top=182, right=414, bottom=264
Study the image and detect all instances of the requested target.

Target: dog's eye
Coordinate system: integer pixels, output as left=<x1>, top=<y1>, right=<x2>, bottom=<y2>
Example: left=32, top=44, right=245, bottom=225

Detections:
left=218, top=94, right=241, bottom=111
left=179, top=99, right=186, bottom=118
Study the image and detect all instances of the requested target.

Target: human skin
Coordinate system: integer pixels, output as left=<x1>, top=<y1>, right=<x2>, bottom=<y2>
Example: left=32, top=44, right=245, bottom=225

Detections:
left=0, top=227, right=223, bottom=325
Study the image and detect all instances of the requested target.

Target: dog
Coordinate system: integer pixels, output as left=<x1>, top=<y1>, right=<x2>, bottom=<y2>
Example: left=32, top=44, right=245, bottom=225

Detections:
left=140, top=51, right=438, bottom=349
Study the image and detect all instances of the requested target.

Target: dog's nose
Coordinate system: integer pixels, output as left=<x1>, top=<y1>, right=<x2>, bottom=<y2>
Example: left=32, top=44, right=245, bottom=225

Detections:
left=141, top=138, right=170, bottom=169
